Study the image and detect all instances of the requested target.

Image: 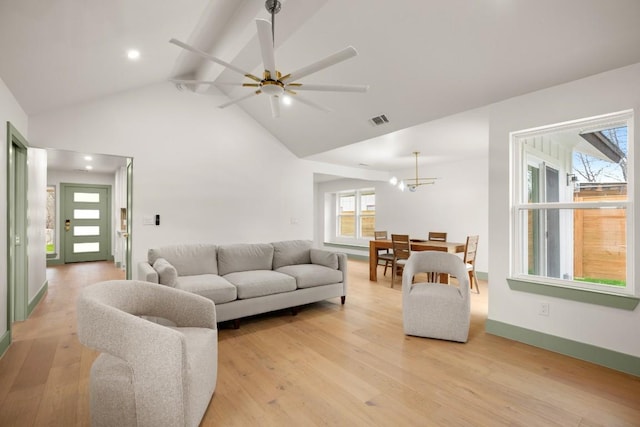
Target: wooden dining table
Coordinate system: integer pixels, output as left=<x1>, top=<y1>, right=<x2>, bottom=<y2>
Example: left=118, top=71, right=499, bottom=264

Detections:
left=369, top=239, right=466, bottom=282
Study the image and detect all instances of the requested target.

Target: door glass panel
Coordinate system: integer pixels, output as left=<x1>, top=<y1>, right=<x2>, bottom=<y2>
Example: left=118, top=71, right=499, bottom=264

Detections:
left=74, top=192, right=100, bottom=203
left=74, top=209, right=100, bottom=219
left=73, top=226, right=100, bottom=236
left=73, top=242, right=100, bottom=253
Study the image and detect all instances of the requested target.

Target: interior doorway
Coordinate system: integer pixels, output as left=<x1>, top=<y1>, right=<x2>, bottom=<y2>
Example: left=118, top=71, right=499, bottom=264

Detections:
left=45, top=148, right=132, bottom=277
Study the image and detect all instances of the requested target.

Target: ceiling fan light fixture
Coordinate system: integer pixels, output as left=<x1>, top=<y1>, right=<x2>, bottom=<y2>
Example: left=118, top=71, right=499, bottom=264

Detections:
left=126, top=49, right=140, bottom=60
left=260, top=80, right=284, bottom=96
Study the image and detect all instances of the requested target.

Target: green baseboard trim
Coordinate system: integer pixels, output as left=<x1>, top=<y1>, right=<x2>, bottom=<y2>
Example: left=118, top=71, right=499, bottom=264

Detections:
left=477, top=271, right=488, bottom=281
left=486, top=319, right=640, bottom=377
left=0, top=329, right=11, bottom=360
left=46, top=258, right=64, bottom=266
left=347, top=253, right=369, bottom=261
left=28, top=281, right=48, bottom=316
left=507, top=278, right=639, bottom=310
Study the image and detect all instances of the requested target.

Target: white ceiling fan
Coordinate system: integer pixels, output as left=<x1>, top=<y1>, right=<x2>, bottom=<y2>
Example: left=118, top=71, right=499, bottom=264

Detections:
left=169, top=0, right=368, bottom=118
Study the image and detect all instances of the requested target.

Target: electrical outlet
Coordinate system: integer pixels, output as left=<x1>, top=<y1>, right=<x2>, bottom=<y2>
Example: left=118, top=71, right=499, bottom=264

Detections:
left=539, top=302, right=550, bottom=316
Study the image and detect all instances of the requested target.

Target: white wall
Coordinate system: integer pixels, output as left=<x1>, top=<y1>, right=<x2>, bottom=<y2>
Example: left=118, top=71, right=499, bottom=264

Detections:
left=27, top=148, right=47, bottom=302
left=378, top=156, right=489, bottom=273
left=28, top=83, right=316, bottom=273
left=47, top=169, right=117, bottom=262
left=0, top=76, right=29, bottom=339
left=314, top=154, right=490, bottom=273
left=488, top=62, right=640, bottom=357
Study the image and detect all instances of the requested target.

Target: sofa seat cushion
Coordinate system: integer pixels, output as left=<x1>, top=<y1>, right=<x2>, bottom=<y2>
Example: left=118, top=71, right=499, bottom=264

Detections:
left=176, top=274, right=237, bottom=304
left=276, top=264, right=344, bottom=289
left=223, top=270, right=296, bottom=299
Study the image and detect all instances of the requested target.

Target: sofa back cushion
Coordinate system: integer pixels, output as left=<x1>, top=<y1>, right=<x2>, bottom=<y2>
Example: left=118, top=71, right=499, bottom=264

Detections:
left=217, top=243, right=274, bottom=275
left=148, top=244, right=218, bottom=276
left=272, top=240, right=312, bottom=269
left=310, top=249, right=339, bottom=270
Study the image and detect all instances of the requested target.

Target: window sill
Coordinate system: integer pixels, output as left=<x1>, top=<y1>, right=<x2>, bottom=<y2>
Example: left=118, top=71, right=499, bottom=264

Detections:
left=507, top=278, right=639, bottom=310
left=323, top=242, right=369, bottom=250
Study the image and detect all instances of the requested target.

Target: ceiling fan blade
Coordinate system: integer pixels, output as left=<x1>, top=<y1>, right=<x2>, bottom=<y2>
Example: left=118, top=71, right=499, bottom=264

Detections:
left=218, top=90, right=261, bottom=109
left=270, top=95, right=280, bottom=118
left=256, top=19, right=277, bottom=80
left=170, top=38, right=261, bottom=82
left=170, top=79, right=218, bottom=85
left=214, top=82, right=261, bottom=88
left=289, top=94, right=332, bottom=113
left=285, top=83, right=368, bottom=93
left=280, top=46, right=358, bottom=83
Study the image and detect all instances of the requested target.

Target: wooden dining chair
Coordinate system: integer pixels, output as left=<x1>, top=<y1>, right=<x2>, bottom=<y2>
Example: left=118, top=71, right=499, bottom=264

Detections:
left=463, top=235, right=480, bottom=293
left=424, top=232, right=447, bottom=281
left=374, top=230, right=394, bottom=276
left=391, top=234, right=411, bottom=288
left=428, top=231, right=447, bottom=242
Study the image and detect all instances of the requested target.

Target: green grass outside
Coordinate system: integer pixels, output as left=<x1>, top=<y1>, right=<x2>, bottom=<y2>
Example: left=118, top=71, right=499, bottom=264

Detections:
left=575, top=277, right=626, bottom=287
left=46, top=243, right=55, bottom=253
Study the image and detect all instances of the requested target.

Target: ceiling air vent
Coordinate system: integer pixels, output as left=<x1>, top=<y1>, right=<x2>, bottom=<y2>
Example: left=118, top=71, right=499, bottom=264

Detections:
left=369, top=114, right=389, bottom=126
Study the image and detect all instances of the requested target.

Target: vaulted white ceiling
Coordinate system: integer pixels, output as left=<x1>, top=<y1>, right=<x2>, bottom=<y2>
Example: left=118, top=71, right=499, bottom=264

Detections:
left=2, top=0, right=640, bottom=171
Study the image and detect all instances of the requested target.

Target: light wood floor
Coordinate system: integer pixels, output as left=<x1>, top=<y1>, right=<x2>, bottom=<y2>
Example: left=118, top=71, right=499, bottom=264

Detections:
left=1, top=260, right=639, bottom=426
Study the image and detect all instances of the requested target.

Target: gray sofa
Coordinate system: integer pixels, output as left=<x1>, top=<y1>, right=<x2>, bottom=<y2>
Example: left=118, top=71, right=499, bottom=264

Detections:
left=137, top=240, right=347, bottom=325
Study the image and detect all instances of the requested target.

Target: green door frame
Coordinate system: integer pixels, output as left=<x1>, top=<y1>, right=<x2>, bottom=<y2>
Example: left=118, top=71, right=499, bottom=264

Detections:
left=7, top=122, right=28, bottom=324
left=126, top=158, right=133, bottom=279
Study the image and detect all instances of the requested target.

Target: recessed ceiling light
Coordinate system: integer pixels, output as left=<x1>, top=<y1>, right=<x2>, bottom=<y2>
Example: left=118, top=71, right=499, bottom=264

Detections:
left=282, top=95, right=292, bottom=106
left=127, top=49, right=140, bottom=60
left=85, top=165, right=93, bottom=170
left=84, top=155, right=93, bottom=161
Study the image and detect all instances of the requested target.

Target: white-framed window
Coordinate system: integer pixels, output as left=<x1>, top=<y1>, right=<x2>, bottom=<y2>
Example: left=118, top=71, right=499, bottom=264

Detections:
left=335, top=188, right=375, bottom=242
left=510, top=110, right=634, bottom=296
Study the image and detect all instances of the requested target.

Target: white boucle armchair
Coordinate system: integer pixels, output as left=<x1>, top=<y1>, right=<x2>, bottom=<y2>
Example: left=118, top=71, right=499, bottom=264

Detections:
left=402, top=251, right=471, bottom=343
left=77, top=280, right=218, bottom=427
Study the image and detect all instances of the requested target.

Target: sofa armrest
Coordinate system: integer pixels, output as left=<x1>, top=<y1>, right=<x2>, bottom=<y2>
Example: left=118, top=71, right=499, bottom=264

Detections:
left=137, top=262, right=158, bottom=283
